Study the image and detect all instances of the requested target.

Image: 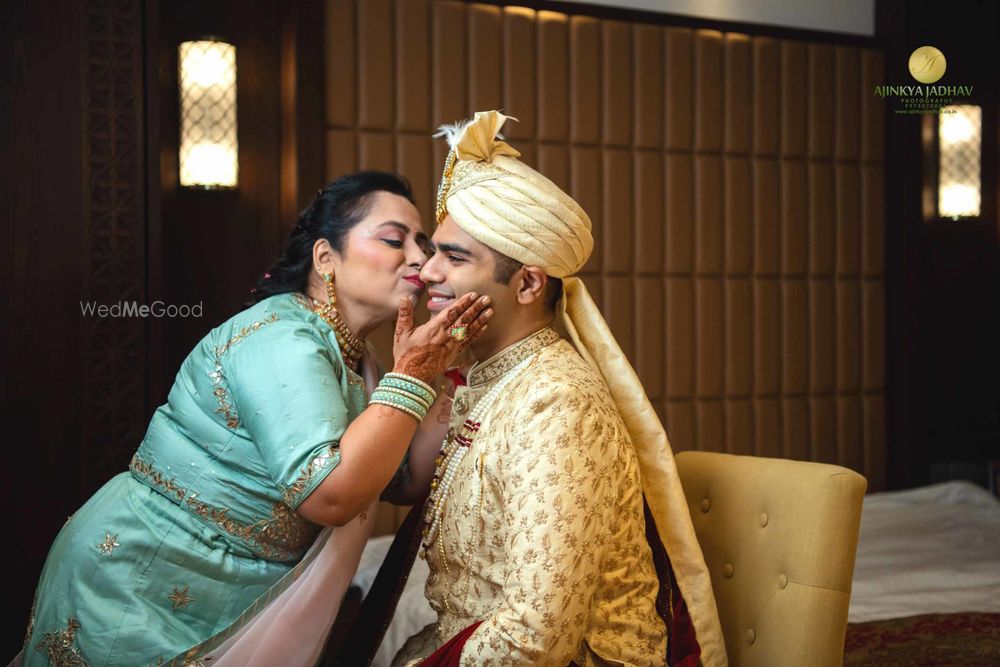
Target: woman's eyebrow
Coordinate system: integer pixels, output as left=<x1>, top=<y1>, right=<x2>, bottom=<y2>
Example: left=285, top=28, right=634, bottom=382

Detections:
left=375, top=221, right=410, bottom=233
left=377, top=220, right=429, bottom=244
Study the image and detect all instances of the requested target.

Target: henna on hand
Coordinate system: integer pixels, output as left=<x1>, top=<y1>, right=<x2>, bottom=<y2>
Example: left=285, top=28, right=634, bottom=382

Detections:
left=393, top=344, right=450, bottom=383
left=391, top=292, right=494, bottom=383
left=394, top=297, right=414, bottom=343
left=374, top=404, right=404, bottom=420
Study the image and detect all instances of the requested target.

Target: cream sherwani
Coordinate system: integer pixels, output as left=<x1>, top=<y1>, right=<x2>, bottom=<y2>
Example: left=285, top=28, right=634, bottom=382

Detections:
left=393, top=328, right=667, bottom=667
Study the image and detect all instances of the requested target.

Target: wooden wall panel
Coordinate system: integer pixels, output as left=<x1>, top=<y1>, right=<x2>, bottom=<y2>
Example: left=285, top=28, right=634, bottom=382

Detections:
left=602, top=148, right=633, bottom=273
left=503, top=7, right=535, bottom=138
left=634, top=25, right=664, bottom=148
left=468, top=4, right=502, bottom=112
left=636, top=278, right=664, bottom=399
left=726, top=278, right=753, bottom=396
left=696, top=278, right=724, bottom=397
left=326, top=0, right=355, bottom=127
left=665, top=28, right=693, bottom=151
left=635, top=152, right=664, bottom=273
left=571, top=146, right=602, bottom=274
left=754, top=279, right=781, bottom=395
left=695, top=155, right=723, bottom=273
left=396, top=0, right=431, bottom=131
left=666, top=277, right=695, bottom=399
left=537, top=11, right=569, bottom=142
left=724, top=34, right=751, bottom=153
left=753, top=400, right=781, bottom=459
left=694, top=30, right=723, bottom=152
left=780, top=41, right=807, bottom=156
left=602, top=21, right=632, bottom=147
left=432, top=2, right=467, bottom=126
left=569, top=16, right=601, bottom=144
left=753, top=159, right=780, bottom=275
left=666, top=154, right=694, bottom=273
left=753, top=38, right=779, bottom=156
left=725, top=158, right=751, bottom=274
left=357, top=0, right=394, bottom=129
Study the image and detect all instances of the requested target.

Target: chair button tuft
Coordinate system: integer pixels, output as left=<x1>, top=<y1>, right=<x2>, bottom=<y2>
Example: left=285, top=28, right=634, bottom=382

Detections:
left=759, top=512, right=768, bottom=527
left=746, top=628, right=756, bottom=644
left=700, top=498, right=711, bottom=513
left=778, top=574, right=788, bottom=589
left=723, top=563, right=734, bottom=578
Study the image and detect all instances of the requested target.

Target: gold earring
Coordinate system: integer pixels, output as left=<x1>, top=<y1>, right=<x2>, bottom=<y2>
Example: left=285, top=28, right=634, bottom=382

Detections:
left=323, top=272, right=337, bottom=308
left=316, top=270, right=363, bottom=369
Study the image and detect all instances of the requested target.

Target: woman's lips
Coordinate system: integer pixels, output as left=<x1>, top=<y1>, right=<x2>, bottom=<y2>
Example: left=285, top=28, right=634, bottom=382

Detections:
left=403, top=275, right=426, bottom=289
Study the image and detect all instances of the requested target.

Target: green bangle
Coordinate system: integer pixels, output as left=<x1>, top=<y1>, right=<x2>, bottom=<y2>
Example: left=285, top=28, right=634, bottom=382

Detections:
left=379, top=377, right=435, bottom=405
left=379, top=379, right=435, bottom=406
left=374, top=385, right=431, bottom=411
left=369, top=397, right=424, bottom=422
left=383, top=373, right=436, bottom=402
left=370, top=389, right=428, bottom=419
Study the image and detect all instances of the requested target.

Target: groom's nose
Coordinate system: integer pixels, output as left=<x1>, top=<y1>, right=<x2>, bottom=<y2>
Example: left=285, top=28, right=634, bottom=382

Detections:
left=419, top=252, right=445, bottom=285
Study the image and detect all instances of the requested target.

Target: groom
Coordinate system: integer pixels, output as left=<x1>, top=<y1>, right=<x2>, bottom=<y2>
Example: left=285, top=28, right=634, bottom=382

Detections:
left=383, top=111, right=725, bottom=667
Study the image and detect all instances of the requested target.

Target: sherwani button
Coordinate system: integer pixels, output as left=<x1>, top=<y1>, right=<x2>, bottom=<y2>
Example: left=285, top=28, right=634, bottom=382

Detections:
left=700, top=498, right=711, bottom=513
left=759, top=512, right=768, bottom=527
left=747, top=629, right=756, bottom=644
left=778, top=574, right=788, bottom=589
left=723, top=563, right=734, bottom=578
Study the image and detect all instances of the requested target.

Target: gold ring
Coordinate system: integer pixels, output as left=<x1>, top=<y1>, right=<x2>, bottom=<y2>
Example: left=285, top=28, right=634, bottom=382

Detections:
left=448, top=326, right=467, bottom=341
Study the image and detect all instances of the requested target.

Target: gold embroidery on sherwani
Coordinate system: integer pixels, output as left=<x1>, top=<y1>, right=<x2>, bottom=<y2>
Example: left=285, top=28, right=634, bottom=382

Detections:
left=467, top=327, right=559, bottom=387
left=35, top=617, right=89, bottom=666
left=208, top=312, right=280, bottom=429
left=394, top=340, right=666, bottom=667
left=130, top=453, right=320, bottom=561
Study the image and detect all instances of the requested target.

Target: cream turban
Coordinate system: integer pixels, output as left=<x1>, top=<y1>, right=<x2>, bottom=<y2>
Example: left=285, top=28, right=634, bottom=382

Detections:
left=434, top=111, right=593, bottom=279
left=432, top=112, right=728, bottom=667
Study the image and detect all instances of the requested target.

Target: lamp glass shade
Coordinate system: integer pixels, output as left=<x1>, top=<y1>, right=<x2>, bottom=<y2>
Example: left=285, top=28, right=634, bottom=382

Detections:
left=179, top=40, right=238, bottom=189
left=938, top=105, right=981, bottom=219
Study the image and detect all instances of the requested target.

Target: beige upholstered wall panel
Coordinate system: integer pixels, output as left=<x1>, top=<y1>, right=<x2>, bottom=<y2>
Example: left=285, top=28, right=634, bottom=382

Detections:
left=324, top=1, right=888, bottom=531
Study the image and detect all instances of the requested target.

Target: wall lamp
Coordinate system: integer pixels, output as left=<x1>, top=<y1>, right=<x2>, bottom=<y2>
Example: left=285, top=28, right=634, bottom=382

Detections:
left=937, top=104, right=981, bottom=219
left=178, top=39, right=238, bottom=189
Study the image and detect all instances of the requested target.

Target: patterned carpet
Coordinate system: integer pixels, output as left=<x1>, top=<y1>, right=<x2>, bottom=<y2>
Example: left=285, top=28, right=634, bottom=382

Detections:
left=844, top=613, right=1000, bottom=667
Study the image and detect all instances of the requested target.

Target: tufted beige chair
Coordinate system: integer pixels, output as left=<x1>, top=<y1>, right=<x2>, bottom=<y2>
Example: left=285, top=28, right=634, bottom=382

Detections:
left=675, top=451, right=867, bottom=667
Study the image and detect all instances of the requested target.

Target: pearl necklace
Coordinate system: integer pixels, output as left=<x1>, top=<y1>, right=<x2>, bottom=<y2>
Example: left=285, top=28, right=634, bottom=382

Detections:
left=421, top=354, right=536, bottom=555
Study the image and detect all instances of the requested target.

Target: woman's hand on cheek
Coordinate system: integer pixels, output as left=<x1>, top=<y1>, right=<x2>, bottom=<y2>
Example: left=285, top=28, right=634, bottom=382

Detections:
left=391, top=292, right=492, bottom=384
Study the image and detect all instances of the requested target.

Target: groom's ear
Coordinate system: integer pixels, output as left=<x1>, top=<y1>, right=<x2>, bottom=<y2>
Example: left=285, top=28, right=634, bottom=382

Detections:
left=515, top=266, right=548, bottom=306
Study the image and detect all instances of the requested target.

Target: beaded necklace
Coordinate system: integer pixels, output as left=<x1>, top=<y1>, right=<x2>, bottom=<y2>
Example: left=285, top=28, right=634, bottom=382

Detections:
left=421, top=353, right=536, bottom=556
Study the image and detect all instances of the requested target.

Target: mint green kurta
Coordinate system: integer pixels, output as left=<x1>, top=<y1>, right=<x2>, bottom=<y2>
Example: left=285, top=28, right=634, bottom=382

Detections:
left=23, top=292, right=369, bottom=666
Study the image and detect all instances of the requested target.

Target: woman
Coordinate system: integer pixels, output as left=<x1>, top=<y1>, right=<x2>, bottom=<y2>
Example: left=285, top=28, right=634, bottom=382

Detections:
left=18, top=171, right=492, bottom=667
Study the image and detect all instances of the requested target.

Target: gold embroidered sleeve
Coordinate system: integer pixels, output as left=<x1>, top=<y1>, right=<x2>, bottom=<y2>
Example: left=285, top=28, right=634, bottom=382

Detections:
left=460, top=383, right=621, bottom=666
